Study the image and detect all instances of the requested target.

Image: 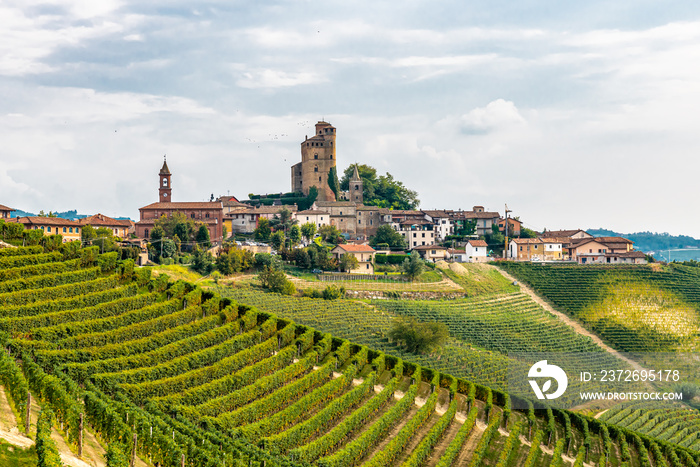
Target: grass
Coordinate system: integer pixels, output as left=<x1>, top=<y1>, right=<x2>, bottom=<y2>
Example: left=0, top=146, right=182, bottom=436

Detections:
left=436, top=261, right=518, bottom=296
left=147, top=264, right=204, bottom=283
left=0, top=441, right=36, bottom=466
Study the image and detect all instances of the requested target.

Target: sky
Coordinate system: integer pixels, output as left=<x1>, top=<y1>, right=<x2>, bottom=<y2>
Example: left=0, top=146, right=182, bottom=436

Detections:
left=2, top=0, right=700, bottom=236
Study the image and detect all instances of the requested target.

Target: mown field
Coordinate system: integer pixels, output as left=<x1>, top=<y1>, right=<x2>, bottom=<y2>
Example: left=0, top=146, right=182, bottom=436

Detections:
left=0, top=245, right=698, bottom=466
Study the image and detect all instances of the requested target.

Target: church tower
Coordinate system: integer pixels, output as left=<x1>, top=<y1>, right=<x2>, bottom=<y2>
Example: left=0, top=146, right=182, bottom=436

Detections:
left=159, top=158, right=172, bottom=203
left=350, top=164, right=363, bottom=204
left=291, top=121, right=337, bottom=202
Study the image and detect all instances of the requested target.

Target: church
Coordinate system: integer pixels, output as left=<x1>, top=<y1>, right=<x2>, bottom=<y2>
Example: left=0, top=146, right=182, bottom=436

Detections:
left=135, top=160, right=224, bottom=242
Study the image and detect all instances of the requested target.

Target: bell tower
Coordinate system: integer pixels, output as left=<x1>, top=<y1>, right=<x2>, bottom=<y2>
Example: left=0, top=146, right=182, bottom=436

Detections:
left=350, top=164, right=363, bottom=204
left=159, top=157, right=172, bottom=203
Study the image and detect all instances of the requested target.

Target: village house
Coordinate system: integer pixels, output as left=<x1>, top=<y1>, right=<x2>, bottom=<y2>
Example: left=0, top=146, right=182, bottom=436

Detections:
left=422, top=210, right=454, bottom=242
left=497, top=218, right=521, bottom=237
left=447, top=248, right=467, bottom=263
left=330, top=244, right=376, bottom=274
left=465, top=239, right=489, bottom=262
left=78, top=213, right=134, bottom=238
left=567, top=237, right=645, bottom=264
left=394, top=218, right=436, bottom=250
left=413, top=244, right=449, bottom=262
left=9, top=216, right=82, bottom=242
left=225, top=205, right=298, bottom=235
left=135, top=160, right=224, bottom=241
left=540, top=229, right=592, bottom=240
left=294, top=209, right=330, bottom=229
left=452, top=206, right=501, bottom=236
left=0, top=204, right=15, bottom=219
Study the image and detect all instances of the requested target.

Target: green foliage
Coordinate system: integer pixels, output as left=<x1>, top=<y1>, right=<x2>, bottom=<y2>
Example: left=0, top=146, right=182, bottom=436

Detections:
left=0, top=350, right=29, bottom=431
left=289, top=224, right=301, bottom=245
left=36, top=407, right=63, bottom=467
left=322, top=285, right=345, bottom=300
left=369, top=225, right=405, bottom=250
left=374, top=253, right=409, bottom=264
left=339, top=164, right=419, bottom=210
left=257, top=266, right=296, bottom=295
left=318, top=224, right=343, bottom=244
left=436, top=405, right=479, bottom=467
left=254, top=218, right=271, bottom=242
left=270, top=230, right=285, bottom=250
left=196, top=224, right=211, bottom=249
left=402, top=251, right=424, bottom=280
left=105, top=444, right=129, bottom=467
left=191, top=247, right=214, bottom=274
left=300, top=222, right=317, bottom=242
left=339, top=253, right=359, bottom=272
left=328, top=167, right=340, bottom=200
left=389, top=317, right=448, bottom=353
left=215, top=245, right=254, bottom=275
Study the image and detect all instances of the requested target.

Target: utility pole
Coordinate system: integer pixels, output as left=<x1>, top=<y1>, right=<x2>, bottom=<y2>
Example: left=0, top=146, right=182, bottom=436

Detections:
left=504, top=204, right=512, bottom=259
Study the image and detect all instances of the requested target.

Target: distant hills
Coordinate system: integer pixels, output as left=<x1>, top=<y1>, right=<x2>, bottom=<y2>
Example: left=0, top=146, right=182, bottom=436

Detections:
left=588, top=228, right=700, bottom=261
left=11, top=209, right=132, bottom=221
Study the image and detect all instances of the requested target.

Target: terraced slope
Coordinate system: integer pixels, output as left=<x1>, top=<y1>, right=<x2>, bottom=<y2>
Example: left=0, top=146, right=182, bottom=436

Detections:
left=0, top=245, right=697, bottom=466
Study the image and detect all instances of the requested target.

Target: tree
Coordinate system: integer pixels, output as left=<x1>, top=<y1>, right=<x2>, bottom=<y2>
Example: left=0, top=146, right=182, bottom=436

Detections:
left=389, top=317, right=448, bottom=353
left=300, top=222, right=317, bottom=242
left=270, top=230, right=285, bottom=250
left=257, top=266, right=296, bottom=295
left=295, top=249, right=312, bottom=269
left=191, top=247, right=214, bottom=274
left=340, top=164, right=419, bottom=210
left=402, top=251, right=424, bottom=280
left=196, top=225, right=211, bottom=249
left=370, top=225, right=406, bottom=250
left=318, top=224, right=343, bottom=244
left=289, top=224, right=301, bottom=245
left=298, top=186, right=319, bottom=211
left=339, top=253, right=359, bottom=272
left=327, top=167, right=340, bottom=201
left=254, top=218, right=271, bottom=242
left=81, top=224, right=97, bottom=244
left=519, top=227, right=538, bottom=239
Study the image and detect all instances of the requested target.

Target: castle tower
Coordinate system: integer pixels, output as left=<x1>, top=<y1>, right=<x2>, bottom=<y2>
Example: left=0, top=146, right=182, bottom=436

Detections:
left=291, top=121, right=337, bottom=202
left=350, top=164, right=363, bottom=204
left=159, top=158, right=172, bottom=203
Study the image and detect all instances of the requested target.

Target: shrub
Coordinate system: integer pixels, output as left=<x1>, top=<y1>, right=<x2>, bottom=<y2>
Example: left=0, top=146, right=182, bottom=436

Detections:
left=389, top=317, right=448, bottom=353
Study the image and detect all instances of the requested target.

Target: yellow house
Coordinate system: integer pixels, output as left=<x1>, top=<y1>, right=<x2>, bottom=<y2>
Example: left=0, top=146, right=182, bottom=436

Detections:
left=78, top=213, right=133, bottom=238
left=330, top=244, right=376, bottom=274
left=10, top=216, right=82, bottom=242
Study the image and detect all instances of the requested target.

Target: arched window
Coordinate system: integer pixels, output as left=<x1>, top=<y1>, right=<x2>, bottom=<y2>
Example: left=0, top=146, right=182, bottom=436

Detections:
left=314, top=154, right=318, bottom=159
left=145, top=229, right=149, bottom=237
left=191, top=213, right=195, bottom=219
left=314, top=165, right=318, bottom=172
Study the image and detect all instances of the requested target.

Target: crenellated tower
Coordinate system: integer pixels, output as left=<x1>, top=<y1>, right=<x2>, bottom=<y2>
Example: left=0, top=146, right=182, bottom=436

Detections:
left=291, top=121, right=337, bottom=202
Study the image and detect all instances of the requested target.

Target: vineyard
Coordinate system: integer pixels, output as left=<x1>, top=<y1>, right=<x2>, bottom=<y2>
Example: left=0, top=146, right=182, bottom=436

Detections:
left=0, top=245, right=698, bottom=466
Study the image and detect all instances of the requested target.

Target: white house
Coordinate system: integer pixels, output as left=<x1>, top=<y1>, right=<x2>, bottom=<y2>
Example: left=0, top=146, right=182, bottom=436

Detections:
left=465, top=239, right=489, bottom=262
left=294, top=210, right=330, bottom=229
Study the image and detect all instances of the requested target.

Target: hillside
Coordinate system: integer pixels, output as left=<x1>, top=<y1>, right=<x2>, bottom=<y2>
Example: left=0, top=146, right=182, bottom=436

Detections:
left=588, top=229, right=700, bottom=260
left=0, top=246, right=698, bottom=466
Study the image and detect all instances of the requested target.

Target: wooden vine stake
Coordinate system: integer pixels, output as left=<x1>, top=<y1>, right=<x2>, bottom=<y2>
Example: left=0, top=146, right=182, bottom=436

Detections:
left=23, top=392, right=32, bottom=435
left=181, top=453, right=185, bottom=467
left=78, top=413, right=84, bottom=457
left=130, top=432, right=137, bottom=467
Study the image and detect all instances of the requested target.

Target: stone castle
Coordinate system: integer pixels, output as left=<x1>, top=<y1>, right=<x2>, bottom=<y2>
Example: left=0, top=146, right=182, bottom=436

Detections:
left=290, top=121, right=338, bottom=202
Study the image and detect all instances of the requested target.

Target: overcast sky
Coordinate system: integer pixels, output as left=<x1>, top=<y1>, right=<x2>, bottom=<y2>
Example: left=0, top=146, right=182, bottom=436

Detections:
left=2, top=0, right=700, bottom=236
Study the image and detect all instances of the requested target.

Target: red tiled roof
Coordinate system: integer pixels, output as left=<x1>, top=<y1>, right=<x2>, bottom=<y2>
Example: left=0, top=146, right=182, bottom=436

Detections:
left=0, top=204, right=15, bottom=211
left=467, top=240, right=488, bottom=247
left=10, top=216, right=80, bottom=226
left=78, top=213, right=132, bottom=227
left=511, top=238, right=543, bottom=244
left=296, top=210, right=329, bottom=215
left=140, top=202, right=223, bottom=210
left=541, top=229, right=590, bottom=238
left=413, top=245, right=447, bottom=251
left=333, top=244, right=376, bottom=253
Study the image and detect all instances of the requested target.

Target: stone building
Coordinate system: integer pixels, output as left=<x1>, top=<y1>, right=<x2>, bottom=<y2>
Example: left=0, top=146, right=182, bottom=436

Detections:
left=291, top=121, right=337, bottom=202
left=135, top=160, right=224, bottom=241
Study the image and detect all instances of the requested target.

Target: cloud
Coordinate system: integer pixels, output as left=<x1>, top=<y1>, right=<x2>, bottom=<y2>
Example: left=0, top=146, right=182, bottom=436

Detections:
left=456, top=99, right=526, bottom=135
left=235, top=69, right=326, bottom=89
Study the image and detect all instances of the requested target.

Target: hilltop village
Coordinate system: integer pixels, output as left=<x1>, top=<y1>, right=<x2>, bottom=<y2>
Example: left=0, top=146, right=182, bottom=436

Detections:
left=0, top=120, right=646, bottom=269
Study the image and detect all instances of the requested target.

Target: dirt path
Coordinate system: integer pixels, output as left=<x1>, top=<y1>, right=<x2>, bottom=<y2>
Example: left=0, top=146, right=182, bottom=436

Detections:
left=426, top=415, right=461, bottom=467
left=495, top=267, right=648, bottom=373
left=453, top=419, right=486, bottom=465
left=361, top=405, right=419, bottom=464
left=0, top=385, right=33, bottom=449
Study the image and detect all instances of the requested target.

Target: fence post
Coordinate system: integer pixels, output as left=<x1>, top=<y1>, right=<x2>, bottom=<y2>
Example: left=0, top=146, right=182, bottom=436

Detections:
left=130, top=432, right=137, bottom=467
left=78, top=413, right=84, bottom=457
left=25, top=392, right=31, bottom=434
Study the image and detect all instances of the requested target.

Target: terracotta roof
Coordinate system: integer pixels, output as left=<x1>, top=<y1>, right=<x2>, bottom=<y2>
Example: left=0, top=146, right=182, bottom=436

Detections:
left=448, top=248, right=466, bottom=254
left=356, top=205, right=380, bottom=211
left=511, top=238, right=543, bottom=244
left=0, top=204, right=15, bottom=211
left=140, top=202, right=223, bottom=210
left=618, top=250, right=647, bottom=258
left=332, top=244, right=376, bottom=253
left=11, top=216, right=80, bottom=226
left=540, top=238, right=563, bottom=244
left=413, top=245, right=447, bottom=251
left=315, top=201, right=356, bottom=207
left=78, top=213, right=132, bottom=227
left=399, top=219, right=432, bottom=225
left=422, top=210, right=451, bottom=218
left=595, top=236, right=634, bottom=244
left=541, top=229, right=590, bottom=238
left=458, top=211, right=501, bottom=219
left=389, top=210, right=424, bottom=216
left=136, top=218, right=220, bottom=226
left=467, top=240, right=488, bottom=247
left=570, top=237, right=633, bottom=248
left=296, top=210, right=329, bottom=215
left=248, top=205, right=297, bottom=214
left=498, top=217, right=521, bottom=224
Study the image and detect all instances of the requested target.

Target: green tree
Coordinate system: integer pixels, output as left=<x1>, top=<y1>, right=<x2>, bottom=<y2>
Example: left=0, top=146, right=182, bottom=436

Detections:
left=389, top=317, right=449, bottom=353
left=300, top=222, right=317, bottom=242
left=270, top=230, right=285, bottom=250
left=295, top=248, right=312, bottom=269
left=81, top=224, right=97, bottom=244
left=289, top=224, right=301, bottom=245
left=254, top=218, right=271, bottom=242
left=340, top=164, right=419, bottom=210
left=162, top=238, right=177, bottom=258
left=327, top=167, right=340, bottom=201
left=318, top=224, right=343, bottom=244
left=196, top=224, right=211, bottom=249
left=257, top=266, right=296, bottom=295
left=370, top=224, right=406, bottom=250
left=191, top=247, right=214, bottom=274
left=519, top=227, right=538, bottom=238
left=298, top=186, right=319, bottom=211
left=105, top=444, right=129, bottom=467
left=339, top=253, right=359, bottom=272
left=402, top=251, right=424, bottom=280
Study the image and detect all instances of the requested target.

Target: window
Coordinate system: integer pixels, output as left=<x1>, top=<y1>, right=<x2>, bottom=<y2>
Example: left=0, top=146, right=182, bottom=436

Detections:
left=340, top=211, right=343, bottom=215
left=330, top=155, right=333, bottom=159
left=355, top=185, right=359, bottom=190
left=63, top=227, right=67, bottom=233
left=520, top=246, right=523, bottom=251
left=314, top=166, right=318, bottom=172
left=163, top=178, right=168, bottom=186
left=306, top=217, right=309, bottom=221
left=314, top=154, right=318, bottom=160
left=358, top=220, right=361, bottom=224
left=145, top=229, right=149, bottom=237
left=370, top=220, right=373, bottom=225
left=422, top=233, right=425, bottom=238
left=366, top=264, right=369, bottom=269
left=318, top=177, right=321, bottom=182
left=47, top=226, right=51, bottom=232
left=69, top=227, right=73, bottom=233
left=191, top=213, right=195, bottom=219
